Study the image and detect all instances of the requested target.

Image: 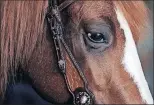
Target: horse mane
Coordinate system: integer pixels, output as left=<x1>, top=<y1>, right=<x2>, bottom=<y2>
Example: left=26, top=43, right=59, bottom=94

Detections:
left=0, top=1, right=48, bottom=98
left=0, top=0, right=149, bottom=99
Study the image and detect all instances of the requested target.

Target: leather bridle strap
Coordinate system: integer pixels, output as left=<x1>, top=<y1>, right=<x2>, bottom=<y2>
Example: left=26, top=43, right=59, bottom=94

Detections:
left=59, top=0, right=75, bottom=11
left=48, top=0, right=75, bottom=16
left=47, top=0, right=94, bottom=105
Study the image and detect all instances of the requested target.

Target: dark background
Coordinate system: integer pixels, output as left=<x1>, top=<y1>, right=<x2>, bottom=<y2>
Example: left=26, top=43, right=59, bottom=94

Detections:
left=138, top=0, right=153, bottom=97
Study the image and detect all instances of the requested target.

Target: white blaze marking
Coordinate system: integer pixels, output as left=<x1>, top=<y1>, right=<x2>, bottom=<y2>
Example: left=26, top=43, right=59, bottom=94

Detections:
left=115, top=6, right=153, bottom=104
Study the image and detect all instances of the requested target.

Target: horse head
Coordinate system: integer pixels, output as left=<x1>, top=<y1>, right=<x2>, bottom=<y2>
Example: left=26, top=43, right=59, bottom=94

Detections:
left=0, top=0, right=153, bottom=104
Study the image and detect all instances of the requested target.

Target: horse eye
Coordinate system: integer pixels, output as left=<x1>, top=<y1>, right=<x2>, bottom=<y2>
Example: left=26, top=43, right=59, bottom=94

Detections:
left=87, top=32, right=108, bottom=43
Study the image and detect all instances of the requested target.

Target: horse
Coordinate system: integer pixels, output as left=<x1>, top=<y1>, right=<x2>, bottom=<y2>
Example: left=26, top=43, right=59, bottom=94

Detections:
left=0, top=0, right=153, bottom=104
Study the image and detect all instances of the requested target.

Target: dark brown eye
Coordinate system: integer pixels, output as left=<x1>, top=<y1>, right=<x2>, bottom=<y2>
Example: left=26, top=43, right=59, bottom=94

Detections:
left=87, top=32, right=108, bottom=43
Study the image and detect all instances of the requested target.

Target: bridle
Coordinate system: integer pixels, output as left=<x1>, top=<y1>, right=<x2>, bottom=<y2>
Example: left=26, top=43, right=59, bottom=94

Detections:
left=46, top=0, right=94, bottom=105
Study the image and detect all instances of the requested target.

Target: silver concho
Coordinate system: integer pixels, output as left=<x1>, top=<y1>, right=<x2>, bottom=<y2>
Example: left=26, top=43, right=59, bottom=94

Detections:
left=75, top=91, right=92, bottom=105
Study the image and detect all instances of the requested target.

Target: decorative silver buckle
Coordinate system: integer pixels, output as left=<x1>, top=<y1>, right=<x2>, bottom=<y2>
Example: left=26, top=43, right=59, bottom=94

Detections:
left=75, top=91, right=92, bottom=105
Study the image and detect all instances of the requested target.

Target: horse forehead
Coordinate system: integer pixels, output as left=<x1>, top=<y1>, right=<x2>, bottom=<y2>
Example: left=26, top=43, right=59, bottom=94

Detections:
left=68, top=1, right=114, bottom=20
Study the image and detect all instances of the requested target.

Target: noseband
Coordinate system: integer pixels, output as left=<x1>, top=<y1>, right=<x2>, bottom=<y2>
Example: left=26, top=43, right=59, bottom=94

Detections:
left=46, top=0, right=94, bottom=105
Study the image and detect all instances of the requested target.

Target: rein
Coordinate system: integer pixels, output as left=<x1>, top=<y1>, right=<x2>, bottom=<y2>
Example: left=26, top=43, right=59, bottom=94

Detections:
left=46, top=0, right=94, bottom=105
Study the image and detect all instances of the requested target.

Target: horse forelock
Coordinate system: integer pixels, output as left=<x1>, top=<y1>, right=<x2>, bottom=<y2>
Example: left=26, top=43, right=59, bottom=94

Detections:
left=0, top=0, right=48, bottom=98
left=114, top=1, right=149, bottom=43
